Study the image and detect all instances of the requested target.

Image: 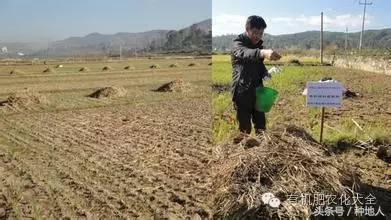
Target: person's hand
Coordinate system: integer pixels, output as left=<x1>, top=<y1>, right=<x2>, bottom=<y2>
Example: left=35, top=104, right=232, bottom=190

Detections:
left=260, top=49, right=281, bottom=61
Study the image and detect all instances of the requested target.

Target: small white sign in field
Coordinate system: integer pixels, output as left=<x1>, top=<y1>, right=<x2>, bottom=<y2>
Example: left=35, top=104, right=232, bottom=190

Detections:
left=306, top=82, right=343, bottom=108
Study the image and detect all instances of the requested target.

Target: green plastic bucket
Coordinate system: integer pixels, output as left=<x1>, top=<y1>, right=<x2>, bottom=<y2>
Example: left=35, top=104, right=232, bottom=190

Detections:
left=255, top=87, right=279, bottom=112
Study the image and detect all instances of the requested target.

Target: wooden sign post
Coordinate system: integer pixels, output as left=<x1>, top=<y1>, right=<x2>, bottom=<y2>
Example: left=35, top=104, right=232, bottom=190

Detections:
left=306, top=82, right=343, bottom=143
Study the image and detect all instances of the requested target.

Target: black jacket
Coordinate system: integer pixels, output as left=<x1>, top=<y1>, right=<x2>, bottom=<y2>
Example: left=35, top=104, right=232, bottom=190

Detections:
left=231, top=33, right=268, bottom=102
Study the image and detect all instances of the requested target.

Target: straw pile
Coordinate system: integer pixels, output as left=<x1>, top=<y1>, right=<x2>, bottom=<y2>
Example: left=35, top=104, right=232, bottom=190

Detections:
left=9, top=69, right=25, bottom=75
left=43, top=67, right=56, bottom=73
left=169, top=63, right=179, bottom=68
left=102, top=66, right=113, bottom=71
left=88, top=86, right=126, bottom=99
left=3, top=89, right=48, bottom=109
left=155, top=79, right=190, bottom=92
left=150, top=64, right=160, bottom=69
left=79, top=67, right=90, bottom=72
left=124, top=65, right=135, bottom=70
left=212, top=125, right=359, bottom=219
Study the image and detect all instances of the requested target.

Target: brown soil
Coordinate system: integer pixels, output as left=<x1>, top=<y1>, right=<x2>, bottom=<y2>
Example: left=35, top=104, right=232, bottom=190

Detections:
left=0, top=99, right=212, bottom=219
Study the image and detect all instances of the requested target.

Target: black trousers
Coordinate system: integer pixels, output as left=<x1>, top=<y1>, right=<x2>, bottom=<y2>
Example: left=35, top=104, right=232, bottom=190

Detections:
left=233, top=97, right=266, bottom=134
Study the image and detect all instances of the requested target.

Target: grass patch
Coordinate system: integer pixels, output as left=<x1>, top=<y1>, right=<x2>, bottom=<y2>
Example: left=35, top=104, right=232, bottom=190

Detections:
left=212, top=61, right=232, bottom=86
left=212, top=55, right=391, bottom=145
left=212, top=92, right=236, bottom=143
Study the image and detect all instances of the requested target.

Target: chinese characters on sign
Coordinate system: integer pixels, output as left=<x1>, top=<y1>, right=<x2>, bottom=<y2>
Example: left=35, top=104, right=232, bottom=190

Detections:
left=306, top=82, right=343, bottom=108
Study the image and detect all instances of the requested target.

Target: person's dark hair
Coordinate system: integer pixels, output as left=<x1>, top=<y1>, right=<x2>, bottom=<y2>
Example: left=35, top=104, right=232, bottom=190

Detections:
left=245, top=15, right=267, bottom=30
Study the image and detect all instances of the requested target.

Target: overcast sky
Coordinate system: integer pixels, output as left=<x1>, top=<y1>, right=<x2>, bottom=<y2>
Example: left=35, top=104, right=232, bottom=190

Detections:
left=0, top=0, right=211, bottom=42
left=213, top=0, right=391, bottom=36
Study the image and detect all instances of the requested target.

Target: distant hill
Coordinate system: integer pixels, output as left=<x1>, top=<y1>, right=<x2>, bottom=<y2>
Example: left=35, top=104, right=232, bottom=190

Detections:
left=213, top=29, right=391, bottom=52
left=0, top=19, right=211, bottom=58
left=163, top=19, right=211, bottom=53
left=48, top=30, right=169, bottom=57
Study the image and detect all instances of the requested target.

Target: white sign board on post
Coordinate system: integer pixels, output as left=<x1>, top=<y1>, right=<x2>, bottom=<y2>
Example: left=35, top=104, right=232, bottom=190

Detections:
left=306, top=81, right=344, bottom=143
left=306, top=82, right=343, bottom=108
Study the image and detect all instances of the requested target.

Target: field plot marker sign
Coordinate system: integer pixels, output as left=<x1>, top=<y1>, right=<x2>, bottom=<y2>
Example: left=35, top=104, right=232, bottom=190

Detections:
left=306, top=81, right=344, bottom=143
